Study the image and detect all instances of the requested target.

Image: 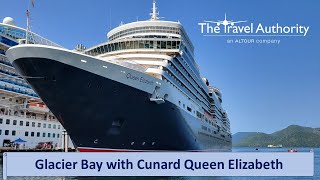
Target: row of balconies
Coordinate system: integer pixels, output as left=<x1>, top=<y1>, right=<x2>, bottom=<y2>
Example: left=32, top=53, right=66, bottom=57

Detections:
left=0, top=82, right=38, bottom=97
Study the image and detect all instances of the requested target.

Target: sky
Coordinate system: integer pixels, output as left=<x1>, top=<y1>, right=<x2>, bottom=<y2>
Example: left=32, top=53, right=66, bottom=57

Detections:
left=1, top=0, right=319, bottom=134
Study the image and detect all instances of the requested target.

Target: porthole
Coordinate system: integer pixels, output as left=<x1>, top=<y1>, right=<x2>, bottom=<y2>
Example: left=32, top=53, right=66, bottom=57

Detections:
left=164, top=94, right=168, bottom=100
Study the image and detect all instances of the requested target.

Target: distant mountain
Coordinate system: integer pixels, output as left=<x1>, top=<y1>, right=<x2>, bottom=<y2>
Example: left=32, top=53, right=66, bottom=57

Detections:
left=232, top=132, right=259, bottom=145
left=233, top=125, right=320, bottom=147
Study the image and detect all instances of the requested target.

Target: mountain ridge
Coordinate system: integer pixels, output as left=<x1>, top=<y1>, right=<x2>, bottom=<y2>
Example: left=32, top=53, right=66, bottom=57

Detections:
left=233, top=125, right=320, bottom=147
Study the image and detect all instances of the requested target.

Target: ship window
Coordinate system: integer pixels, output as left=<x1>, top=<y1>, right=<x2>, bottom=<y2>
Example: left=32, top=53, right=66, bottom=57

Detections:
left=13, top=120, right=17, bottom=125
left=20, top=121, right=23, bottom=126
left=196, top=111, right=200, bottom=118
left=43, top=123, right=46, bottom=128
left=0, top=118, right=2, bottom=124
left=48, top=133, right=51, bottom=137
left=133, top=41, right=139, bottom=49
left=111, top=43, right=115, bottom=51
left=53, top=133, right=55, bottom=138
left=58, top=125, right=61, bottom=129
left=57, top=134, right=60, bottom=138
left=5, top=130, right=9, bottom=135
left=125, top=41, right=130, bottom=49
left=143, top=40, right=149, bottom=49
left=42, top=133, right=46, bottom=137
left=114, top=42, right=124, bottom=50
left=32, top=122, right=35, bottom=127
left=25, top=131, right=28, bottom=136
left=156, top=41, right=161, bottom=49
left=48, top=124, right=51, bottom=128
left=161, top=41, right=166, bottom=49
left=6, top=119, right=10, bottom=124
left=26, top=121, right=29, bottom=126
left=12, top=130, right=16, bottom=136
left=167, top=41, right=172, bottom=49
left=187, top=106, right=192, bottom=112
left=106, top=44, right=110, bottom=52
left=53, top=125, right=56, bottom=129
left=37, top=132, right=40, bottom=137
left=139, top=41, right=144, bottom=48
left=172, top=41, right=177, bottom=49
left=31, top=132, right=34, bottom=137
left=38, top=123, right=41, bottom=127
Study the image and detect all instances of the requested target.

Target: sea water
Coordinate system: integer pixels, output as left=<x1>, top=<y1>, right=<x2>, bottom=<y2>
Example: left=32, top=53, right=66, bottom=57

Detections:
left=0, top=148, right=319, bottom=179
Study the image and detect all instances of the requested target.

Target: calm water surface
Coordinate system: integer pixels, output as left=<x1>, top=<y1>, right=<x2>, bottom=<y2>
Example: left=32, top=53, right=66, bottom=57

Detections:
left=0, top=148, right=318, bottom=180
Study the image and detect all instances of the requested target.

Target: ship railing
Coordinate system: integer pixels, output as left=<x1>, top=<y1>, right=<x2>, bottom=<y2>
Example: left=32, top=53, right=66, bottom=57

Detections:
left=0, top=113, right=55, bottom=122
left=0, top=77, right=30, bottom=88
left=108, top=59, right=147, bottom=73
left=0, top=23, right=63, bottom=48
left=18, top=32, right=63, bottom=48
left=0, top=81, right=39, bottom=97
left=208, top=86, right=222, bottom=94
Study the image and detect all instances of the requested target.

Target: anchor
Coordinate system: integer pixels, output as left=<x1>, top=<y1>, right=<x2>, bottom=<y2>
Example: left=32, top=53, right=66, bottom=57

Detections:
left=150, top=86, right=165, bottom=104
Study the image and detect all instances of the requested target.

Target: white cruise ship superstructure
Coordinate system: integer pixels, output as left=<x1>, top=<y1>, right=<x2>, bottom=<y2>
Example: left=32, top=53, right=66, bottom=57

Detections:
left=7, top=1, right=231, bottom=152
left=0, top=17, right=68, bottom=149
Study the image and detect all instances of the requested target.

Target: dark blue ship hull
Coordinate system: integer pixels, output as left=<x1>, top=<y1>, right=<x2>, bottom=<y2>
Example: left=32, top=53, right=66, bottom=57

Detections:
left=12, top=57, right=231, bottom=152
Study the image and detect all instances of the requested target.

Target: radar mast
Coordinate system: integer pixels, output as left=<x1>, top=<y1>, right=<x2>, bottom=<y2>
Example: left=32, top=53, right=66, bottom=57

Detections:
left=150, top=0, right=159, bottom=21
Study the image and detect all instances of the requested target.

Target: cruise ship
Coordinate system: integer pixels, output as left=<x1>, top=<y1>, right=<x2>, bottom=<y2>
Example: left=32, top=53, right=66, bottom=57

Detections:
left=7, top=1, right=231, bottom=152
left=0, top=17, right=68, bottom=149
